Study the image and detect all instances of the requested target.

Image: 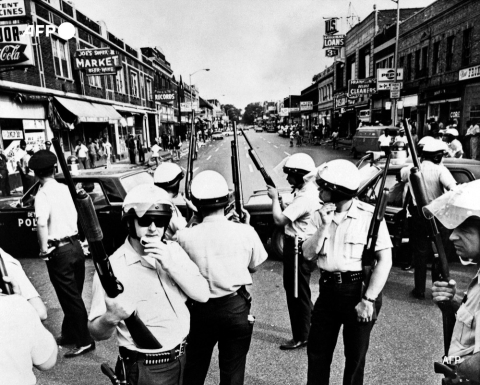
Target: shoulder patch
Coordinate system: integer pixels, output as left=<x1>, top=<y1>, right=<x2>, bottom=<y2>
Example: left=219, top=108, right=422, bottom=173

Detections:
left=356, top=200, right=375, bottom=213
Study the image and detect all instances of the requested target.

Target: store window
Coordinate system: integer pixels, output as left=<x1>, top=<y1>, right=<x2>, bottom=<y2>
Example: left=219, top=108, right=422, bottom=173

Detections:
left=51, top=36, right=72, bottom=79
left=462, top=28, right=473, bottom=67
left=446, top=36, right=455, bottom=71
left=116, top=66, right=125, bottom=94
left=130, top=71, right=139, bottom=97
left=146, top=79, right=152, bottom=101
left=88, top=75, right=102, bottom=88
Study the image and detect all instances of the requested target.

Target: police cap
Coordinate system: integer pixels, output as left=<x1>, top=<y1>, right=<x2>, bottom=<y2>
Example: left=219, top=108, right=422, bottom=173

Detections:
left=313, top=159, right=360, bottom=197
left=28, top=150, right=57, bottom=171
left=422, top=140, right=448, bottom=154
left=191, top=170, right=229, bottom=208
left=154, top=162, right=184, bottom=189
left=445, top=128, right=459, bottom=137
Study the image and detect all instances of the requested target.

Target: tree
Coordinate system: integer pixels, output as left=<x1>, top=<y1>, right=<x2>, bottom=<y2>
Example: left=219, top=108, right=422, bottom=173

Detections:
left=242, top=102, right=264, bottom=125
left=223, top=104, right=242, bottom=123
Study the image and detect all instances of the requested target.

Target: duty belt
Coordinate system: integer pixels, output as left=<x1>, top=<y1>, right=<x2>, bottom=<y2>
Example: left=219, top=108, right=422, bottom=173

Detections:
left=119, top=337, right=187, bottom=366
left=320, top=270, right=364, bottom=285
left=48, top=234, right=79, bottom=248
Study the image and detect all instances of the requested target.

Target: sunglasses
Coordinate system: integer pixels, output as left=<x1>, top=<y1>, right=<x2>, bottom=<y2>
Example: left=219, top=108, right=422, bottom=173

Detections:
left=136, top=216, right=169, bottom=228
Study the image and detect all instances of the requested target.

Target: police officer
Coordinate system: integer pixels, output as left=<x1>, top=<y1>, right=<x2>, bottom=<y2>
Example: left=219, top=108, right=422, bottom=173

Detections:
left=88, top=184, right=209, bottom=385
left=303, top=159, right=392, bottom=385
left=400, top=140, right=457, bottom=299
left=153, top=162, right=197, bottom=240
left=176, top=170, right=268, bottom=385
left=29, top=150, right=95, bottom=358
left=267, top=153, right=319, bottom=350
left=427, top=180, right=480, bottom=383
left=444, top=128, right=464, bottom=158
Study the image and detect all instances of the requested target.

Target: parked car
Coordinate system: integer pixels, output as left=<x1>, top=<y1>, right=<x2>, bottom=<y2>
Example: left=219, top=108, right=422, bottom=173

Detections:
left=351, top=126, right=399, bottom=159
left=212, top=130, right=224, bottom=140
left=254, top=126, right=263, bottom=133
left=266, top=126, right=276, bottom=133
left=0, top=167, right=168, bottom=258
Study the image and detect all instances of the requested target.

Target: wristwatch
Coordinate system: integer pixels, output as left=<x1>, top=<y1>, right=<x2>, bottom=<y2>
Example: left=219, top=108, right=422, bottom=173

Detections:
left=362, top=294, right=376, bottom=303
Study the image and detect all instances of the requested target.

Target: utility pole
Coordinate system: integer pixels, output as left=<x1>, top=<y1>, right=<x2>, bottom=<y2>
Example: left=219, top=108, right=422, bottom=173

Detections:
left=392, top=0, right=400, bottom=126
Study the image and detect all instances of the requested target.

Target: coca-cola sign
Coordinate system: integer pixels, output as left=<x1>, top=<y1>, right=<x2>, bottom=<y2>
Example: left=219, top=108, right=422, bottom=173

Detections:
left=0, top=24, right=35, bottom=68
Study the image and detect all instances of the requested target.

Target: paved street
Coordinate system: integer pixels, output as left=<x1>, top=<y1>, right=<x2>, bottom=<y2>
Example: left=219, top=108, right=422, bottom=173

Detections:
left=16, top=133, right=476, bottom=385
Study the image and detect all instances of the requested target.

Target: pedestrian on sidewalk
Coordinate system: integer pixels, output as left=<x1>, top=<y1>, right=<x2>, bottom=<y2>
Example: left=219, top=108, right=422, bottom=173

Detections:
left=75, top=140, right=88, bottom=169
left=174, top=136, right=182, bottom=161
left=465, top=120, right=480, bottom=160
left=102, top=137, right=112, bottom=169
left=150, top=139, right=161, bottom=166
left=87, top=138, right=98, bottom=169
left=127, top=135, right=136, bottom=164
left=162, top=133, right=169, bottom=151
left=0, top=148, right=11, bottom=197
left=137, top=135, right=145, bottom=164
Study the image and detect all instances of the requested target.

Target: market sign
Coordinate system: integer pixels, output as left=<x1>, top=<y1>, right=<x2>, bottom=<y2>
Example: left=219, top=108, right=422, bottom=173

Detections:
left=326, top=49, right=339, bottom=57
left=459, top=65, right=480, bottom=81
left=2, top=130, right=23, bottom=140
left=74, top=49, right=122, bottom=76
left=0, top=0, right=26, bottom=19
left=323, top=35, right=345, bottom=48
left=155, top=90, right=176, bottom=101
left=0, top=24, right=35, bottom=68
left=377, top=68, right=404, bottom=82
left=348, top=79, right=377, bottom=96
left=300, top=101, right=313, bottom=111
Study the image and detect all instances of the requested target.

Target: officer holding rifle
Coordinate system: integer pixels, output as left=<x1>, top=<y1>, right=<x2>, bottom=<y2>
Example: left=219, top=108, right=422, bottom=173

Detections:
left=88, top=184, right=209, bottom=385
left=303, top=159, right=392, bottom=385
left=427, top=180, right=480, bottom=384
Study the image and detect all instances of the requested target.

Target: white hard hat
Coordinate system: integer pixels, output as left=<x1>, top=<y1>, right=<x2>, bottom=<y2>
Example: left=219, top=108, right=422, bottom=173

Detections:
left=312, top=159, right=360, bottom=197
left=191, top=170, right=229, bottom=208
left=154, top=162, right=184, bottom=188
left=423, top=180, right=480, bottom=229
left=445, top=128, right=459, bottom=137
left=418, top=136, right=436, bottom=147
left=283, top=153, right=316, bottom=175
left=123, top=184, right=173, bottom=219
left=423, top=140, right=448, bottom=154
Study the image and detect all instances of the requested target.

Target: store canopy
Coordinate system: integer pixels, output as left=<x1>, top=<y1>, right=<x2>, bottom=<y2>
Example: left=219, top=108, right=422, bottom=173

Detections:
left=54, top=97, right=122, bottom=123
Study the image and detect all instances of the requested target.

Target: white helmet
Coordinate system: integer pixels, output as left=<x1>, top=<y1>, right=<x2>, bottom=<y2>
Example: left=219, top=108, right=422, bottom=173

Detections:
left=154, top=162, right=184, bottom=189
left=191, top=170, right=229, bottom=208
left=423, top=140, right=448, bottom=154
left=424, top=180, right=480, bottom=230
left=123, top=184, right=173, bottom=219
left=418, top=136, right=436, bottom=147
left=314, top=159, right=360, bottom=197
left=445, top=128, right=459, bottom=137
left=283, top=153, right=316, bottom=176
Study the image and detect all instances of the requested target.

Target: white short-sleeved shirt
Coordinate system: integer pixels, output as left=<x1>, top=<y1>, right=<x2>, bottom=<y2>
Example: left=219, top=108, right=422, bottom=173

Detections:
left=447, top=139, right=464, bottom=158
left=176, top=216, right=268, bottom=298
left=151, top=144, right=161, bottom=157
left=466, top=125, right=480, bottom=136
left=394, top=135, right=408, bottom=144
left=75, top=144, right=88, bottom=158
left=89, top=238, right=205, bottom=353
left=449, top=271, right=480, bottom=360
left=103, top=142, right=112, bottom=156
left=0, top=295, right=56, bottom=385
left=1, top=249, right=39, bottom=300
left=306, top=199, right=392, bottom=272
left=378, top=134, right=392, bottom=147
left=400, top=160, right=457, bottom=206
left=34, top=179, right=78, bottom=241
left=283, top=182, right=321, bottom=239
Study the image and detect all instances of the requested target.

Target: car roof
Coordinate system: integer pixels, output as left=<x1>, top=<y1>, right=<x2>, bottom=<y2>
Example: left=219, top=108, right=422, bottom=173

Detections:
left=56, top=167, right=149, bottom=180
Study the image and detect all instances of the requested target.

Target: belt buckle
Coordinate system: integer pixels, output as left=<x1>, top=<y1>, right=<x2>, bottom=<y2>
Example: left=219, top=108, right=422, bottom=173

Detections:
left=334, top=272, right=342, bottom=284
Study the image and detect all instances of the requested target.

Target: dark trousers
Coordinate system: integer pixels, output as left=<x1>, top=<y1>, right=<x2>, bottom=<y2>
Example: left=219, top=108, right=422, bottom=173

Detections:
left=124, top=352, right=186, bottom=385
left=0, top=169, right=11, bottom=196
left=307, top=281, right=380, bottom=385
left=45, top=241, right=92, bottom=347
left=79, top=157, right=87, bottom=169
left=184, top=295, right=253, bottom=385
left=88, top=153, right=96, bottom=168
left=138, top=148, right=145, bottom=163
left=129, top=149, right=136, bottom=164
left=283, top=236, right=314, bottom=342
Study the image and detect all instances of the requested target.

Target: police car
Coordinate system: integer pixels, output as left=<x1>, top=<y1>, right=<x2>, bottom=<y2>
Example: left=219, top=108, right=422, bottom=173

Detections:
left=0, top=167, right=159, bottom=258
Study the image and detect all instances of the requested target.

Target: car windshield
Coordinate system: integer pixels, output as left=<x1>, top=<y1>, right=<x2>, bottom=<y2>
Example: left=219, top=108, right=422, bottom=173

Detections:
left=121, top=172, right=153, bottom=194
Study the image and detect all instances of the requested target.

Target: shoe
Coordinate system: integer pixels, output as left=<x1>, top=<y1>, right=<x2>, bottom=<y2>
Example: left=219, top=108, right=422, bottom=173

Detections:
left=56, top=335, right=75, bottom=346
left=402, top=265, right=413, bottom=271
left=64, top=341, right=96, bottom=358
left=279, top=339, right=308, bottom=350
left=410, top=289, right=425, bottom=300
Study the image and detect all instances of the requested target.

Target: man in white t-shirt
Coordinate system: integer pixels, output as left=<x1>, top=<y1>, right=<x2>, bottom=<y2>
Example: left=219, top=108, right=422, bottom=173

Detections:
left=74, top=140, right=88, bottom=169
left=378, top=129, right=392, bottom=150
left=102, top=137, right=112, bottom=168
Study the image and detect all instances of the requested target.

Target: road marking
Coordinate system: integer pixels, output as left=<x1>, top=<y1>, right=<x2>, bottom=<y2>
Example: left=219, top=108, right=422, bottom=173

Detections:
left=207, top=155, right=212, bottom=160
left=246, top=152, right=249, bottom=158
left=215, top=148, right=219, bottom=152
left=284, top=151, right=291, bottom=156
left=249, top=164, right=253, bottom=172
left=193, top=167, right=199, bottom=173
left=274, top=145, right=278, bottom=149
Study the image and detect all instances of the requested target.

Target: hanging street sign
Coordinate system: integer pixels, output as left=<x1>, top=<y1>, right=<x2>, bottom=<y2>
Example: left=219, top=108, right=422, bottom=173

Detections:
left=326, top=49, right=339, bottom=57
left=377, top=82, right=404, bottom=91
left=323, top=34, right=345, bottom=48
left=325, top=18, right=339, bottom=35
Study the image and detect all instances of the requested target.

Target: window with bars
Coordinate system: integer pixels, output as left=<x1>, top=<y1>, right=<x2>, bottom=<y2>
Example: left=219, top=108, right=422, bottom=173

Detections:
left=432, top=41, right=440, bottom=74
left=462, top=28, right=473, bottom=67
left=51, top=36, right=71, bottom=79
left=130, top=71, right=139, bottom=97
left=88, top=75, right=101, bottom=88
left=446, top=36, right=455, bottom=71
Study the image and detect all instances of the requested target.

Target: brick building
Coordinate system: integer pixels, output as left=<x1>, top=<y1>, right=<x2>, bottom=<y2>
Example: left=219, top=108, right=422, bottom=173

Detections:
left=313, top=64, right=334, bottom=129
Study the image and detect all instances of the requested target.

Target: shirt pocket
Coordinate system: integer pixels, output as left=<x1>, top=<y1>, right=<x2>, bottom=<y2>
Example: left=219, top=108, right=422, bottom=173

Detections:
left=344, top=232, right=367, bottom=261
left=455, top=306, right=475, bottom=347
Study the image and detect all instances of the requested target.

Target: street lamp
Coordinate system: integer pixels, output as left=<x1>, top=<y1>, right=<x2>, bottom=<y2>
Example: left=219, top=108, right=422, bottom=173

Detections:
left=189, top=68, right=210, bottom=104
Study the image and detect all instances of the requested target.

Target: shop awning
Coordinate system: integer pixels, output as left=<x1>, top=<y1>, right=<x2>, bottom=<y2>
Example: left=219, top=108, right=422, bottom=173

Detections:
left=114, top=105, right=148, bottom=115
left=54, top=97, right=122, bottom=123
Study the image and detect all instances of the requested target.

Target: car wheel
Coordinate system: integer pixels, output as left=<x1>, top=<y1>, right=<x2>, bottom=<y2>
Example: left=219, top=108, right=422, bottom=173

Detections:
left=270, top=227, right=284, bottom=260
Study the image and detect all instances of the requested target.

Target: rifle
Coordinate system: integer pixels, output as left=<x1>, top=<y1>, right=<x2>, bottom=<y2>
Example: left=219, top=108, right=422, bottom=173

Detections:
left=185, top=110, right=196, bottom=221
left=362, top=149, right=391, bottom=320
left=0, top=254, right=13, bottom=295
left=402, top=119, right=454, bottom=356
left=231, top=121, right=244, bottom=219
left=52, top=138, right=162, bottom=350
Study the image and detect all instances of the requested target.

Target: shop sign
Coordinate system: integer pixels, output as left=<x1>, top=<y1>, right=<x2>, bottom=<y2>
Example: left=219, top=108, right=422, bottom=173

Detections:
left=289, top=107, right=300, bottom=113
left=74, top=49, right=122, bottom=76
left=0, top=0, right=26, bottom=19
left=348, top=79, right=377, bottom=96
left=23, top=119, right=45, bottom=130
left=325, top=18, right=339, bottom=35
left=326, top=49, right=339, bottom=57
left=2, top=130, right=23, bottom=140
left=377, top=68, right=404, bottom=82
left=155, top=90, right=176, bottom=101
left=268, top=105, right=276, bottom=111
left=24, top=131, right=45, bottom=148
left=300, top=101, right=313, bottom=111
left=323, top=35, right=345, bottom=48
left=450, top=111, right=461, bottom=118
left=334, top=94, right=348, bottom=109
left=279, top=108, right=289, bottom=116
left=459, top=65, right=480, bottom=81
left=0, top=24, right=35, bottom=68
left=377, top=82, right=403, bottom=91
